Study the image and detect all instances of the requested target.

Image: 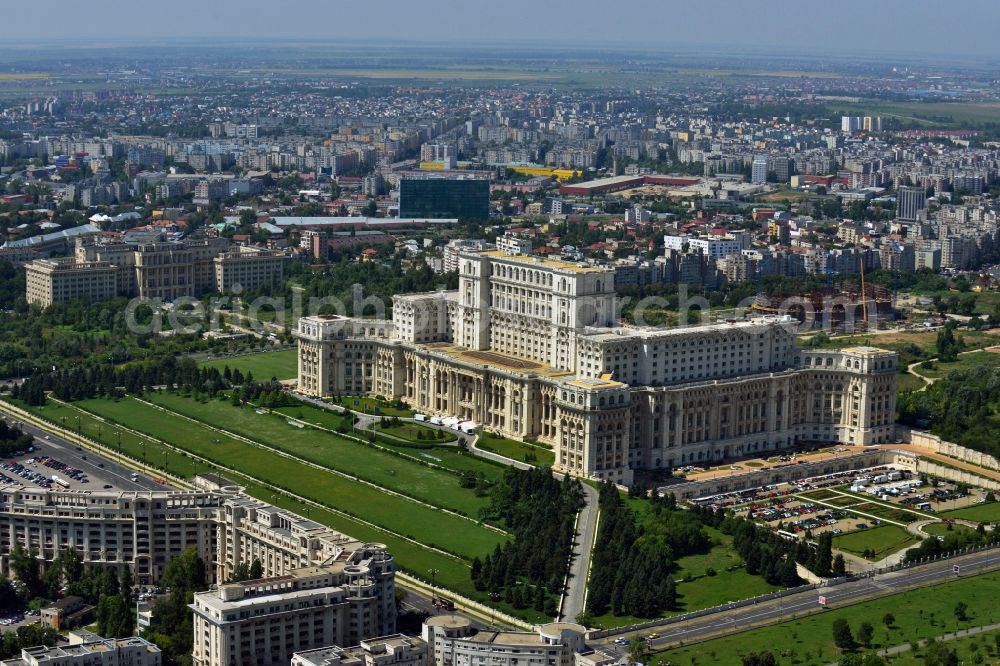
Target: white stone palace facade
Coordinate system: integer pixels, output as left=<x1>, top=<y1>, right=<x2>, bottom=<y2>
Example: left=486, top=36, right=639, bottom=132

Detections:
left=297, top=251, right=898, bottom=484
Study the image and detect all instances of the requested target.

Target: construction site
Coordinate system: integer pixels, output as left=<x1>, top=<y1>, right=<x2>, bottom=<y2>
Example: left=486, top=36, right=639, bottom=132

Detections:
left=751, top=283, right=895, bottom=332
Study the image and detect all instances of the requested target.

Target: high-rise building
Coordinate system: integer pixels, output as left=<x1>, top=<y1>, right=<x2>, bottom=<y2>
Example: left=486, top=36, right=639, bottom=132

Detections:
left=398, top=178, right=489, bottom=220
left=769, top=156, right=793, bottom=183
left=841, top=116, right=862, bottom=133
left=896, top=186, right=927, bottom=223
left=751, top=155, right=769, bottom=184
left=862, top=116, right=882, bottom=132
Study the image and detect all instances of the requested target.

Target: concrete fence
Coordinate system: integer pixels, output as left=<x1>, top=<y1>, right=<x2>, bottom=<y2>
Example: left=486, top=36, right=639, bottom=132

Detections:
left=897, top=426, right=1000, bottom=472
left=917, top=460, right=1000, bottom=491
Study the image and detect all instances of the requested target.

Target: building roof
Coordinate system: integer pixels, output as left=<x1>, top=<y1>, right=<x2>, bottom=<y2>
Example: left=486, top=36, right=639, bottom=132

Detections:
left=1, top=223, right=100, bottom=249
left=269, top=217, right=456, bottom=228
left=477, top=250, right=611, bottom=274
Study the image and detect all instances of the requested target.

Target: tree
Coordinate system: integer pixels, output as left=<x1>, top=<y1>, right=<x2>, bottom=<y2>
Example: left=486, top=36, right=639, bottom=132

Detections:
left=832, top=618, right=854, bottom=650
left=742, top=652, right=778, bottom=666
left=627, top=637, right=650, bottom=666
left=954, top=601, right=969, bottom=622
left=922, top=639, right=959, bottom=666
left=882, top=613, right=895, bottom=628
left=857, top=621, right=874, bottom=648
left=840, top=655, right=886, bottom=666
left=248, top=559, right=263, bottom=580
left=832, top=553, right=847, bottom=576
left=814, top=533, right=833, bottom=576
left=96, top=594, right=134, bottom=638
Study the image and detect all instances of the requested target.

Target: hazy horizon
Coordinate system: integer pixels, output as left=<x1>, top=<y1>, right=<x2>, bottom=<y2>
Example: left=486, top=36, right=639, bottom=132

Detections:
left=1, top=0, right=998, bottom=61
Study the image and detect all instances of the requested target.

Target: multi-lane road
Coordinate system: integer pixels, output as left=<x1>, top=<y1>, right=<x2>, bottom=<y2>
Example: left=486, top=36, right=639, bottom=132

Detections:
left=596, top=547, right=1000, bottom=652
left=1, top=413, right=168, bottom=492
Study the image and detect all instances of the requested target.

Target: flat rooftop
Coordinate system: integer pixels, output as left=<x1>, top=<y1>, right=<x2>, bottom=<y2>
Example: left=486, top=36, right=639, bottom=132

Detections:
left=580, top=315, right=795, bottom=342
left=419, top=344, right=625, bottom=388
left=841, top=345, right=894, bottom=355
left=479, top=250, right=610, bottom=274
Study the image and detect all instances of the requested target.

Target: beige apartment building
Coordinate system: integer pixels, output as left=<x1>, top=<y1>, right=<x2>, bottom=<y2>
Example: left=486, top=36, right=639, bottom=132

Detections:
left=191, top=561, right=395, bottom=666
left=214, top=246, right=286, bottom=293
left=292, top=635, right=428, bottom=666
left=297, top=250, right=898, bottom=484
left=422, top=616, right=586, bottom=666
left=0, top=482, right=396, bottom=610
left=24, top=259, right=118, bottom=307
left=25, top=236, right=285, bottom=306
left=0, top=630, right=161, bottom=666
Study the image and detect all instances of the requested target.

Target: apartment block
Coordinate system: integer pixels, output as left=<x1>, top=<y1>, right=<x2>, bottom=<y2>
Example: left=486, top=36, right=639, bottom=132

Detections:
left=25, top=236, right=284, bottom=305
left=0, top=631, right=161, bottom=666
left=191, top=562, right=394, bottom=666
left=422, top=616, right=585, bottom=666
left=25, top=259, right=118, bottom=307
left=213, top=246, right=286, bottom=293
left=297, top=251, right=898, bottom=484
left=0, top=483, right=396, bottom=619
left=292, top=635, right=427, bottom=666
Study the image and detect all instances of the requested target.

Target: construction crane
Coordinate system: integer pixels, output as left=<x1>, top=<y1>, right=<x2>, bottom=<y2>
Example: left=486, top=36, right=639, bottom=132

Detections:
left=859, top=256, right=869, bottom=329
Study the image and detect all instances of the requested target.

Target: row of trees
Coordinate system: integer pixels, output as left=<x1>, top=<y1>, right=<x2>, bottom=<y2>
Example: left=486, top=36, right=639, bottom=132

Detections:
left=0, top=624, right=61, bottom=660
left=11, top=355, right=291, bottom=411
left=905, top=522, right=997, bottom=563
left=897, top=365, right=1000, bottom=459
left=717, top=515, right=804, bottom=588
left=0, top=419, right=33, bottom=457
left=471, top=467, right=582, bottom=616
left=226, top=558, right=263, bottom=583
left=5, top=545, right=135, bottom=639
left=587, top=484, right=683, bottom=618
left=142, top=548, right=208, bottom=666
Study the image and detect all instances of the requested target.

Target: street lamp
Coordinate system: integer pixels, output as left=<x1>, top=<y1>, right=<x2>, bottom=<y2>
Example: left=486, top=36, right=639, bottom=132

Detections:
left=427, top=568, right=439, bottom=601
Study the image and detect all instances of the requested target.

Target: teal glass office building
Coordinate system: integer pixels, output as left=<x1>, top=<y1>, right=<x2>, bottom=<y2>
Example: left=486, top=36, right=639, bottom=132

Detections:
left=399, top=178, right=490, bottom=220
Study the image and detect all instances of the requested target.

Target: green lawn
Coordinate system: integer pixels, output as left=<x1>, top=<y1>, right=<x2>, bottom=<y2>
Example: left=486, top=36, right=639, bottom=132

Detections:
left=375, top=420, right=456, bottom=443
left=912, top=351, right=1000, bottom=380
left=329, top=395, right=414, bottom=417
left=65, top=396, right=506, bottom=561
left=477, top=431, right=556, bottom=467
left=144, top=391, right=492, bottom=519
left=884, top=629, right=1000, bottom=665
left=270, top=403, right=501, bottom=478
left=200, top=349, right=298, bottom=380
left=941, top=501, right=1000, bottom=523
left=832, top=524, right=920, bottom=560
left=655, top=571, right=1000, bottom=666
left=922, top=522, right=977, bottom=538
left=6, top=397, right=548, bottom=621
left=897, top=372, right=927, bottom=392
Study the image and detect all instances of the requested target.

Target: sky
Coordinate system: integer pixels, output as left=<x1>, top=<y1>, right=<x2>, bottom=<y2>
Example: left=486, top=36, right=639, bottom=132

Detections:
left=1, top=0, right=997, bottom=59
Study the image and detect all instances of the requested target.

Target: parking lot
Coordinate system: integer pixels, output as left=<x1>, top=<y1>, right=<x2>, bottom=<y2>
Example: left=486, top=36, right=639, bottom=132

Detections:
left=0, top=415, right=171, bottom=492
left=0, top=610, right=40, bottom=634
